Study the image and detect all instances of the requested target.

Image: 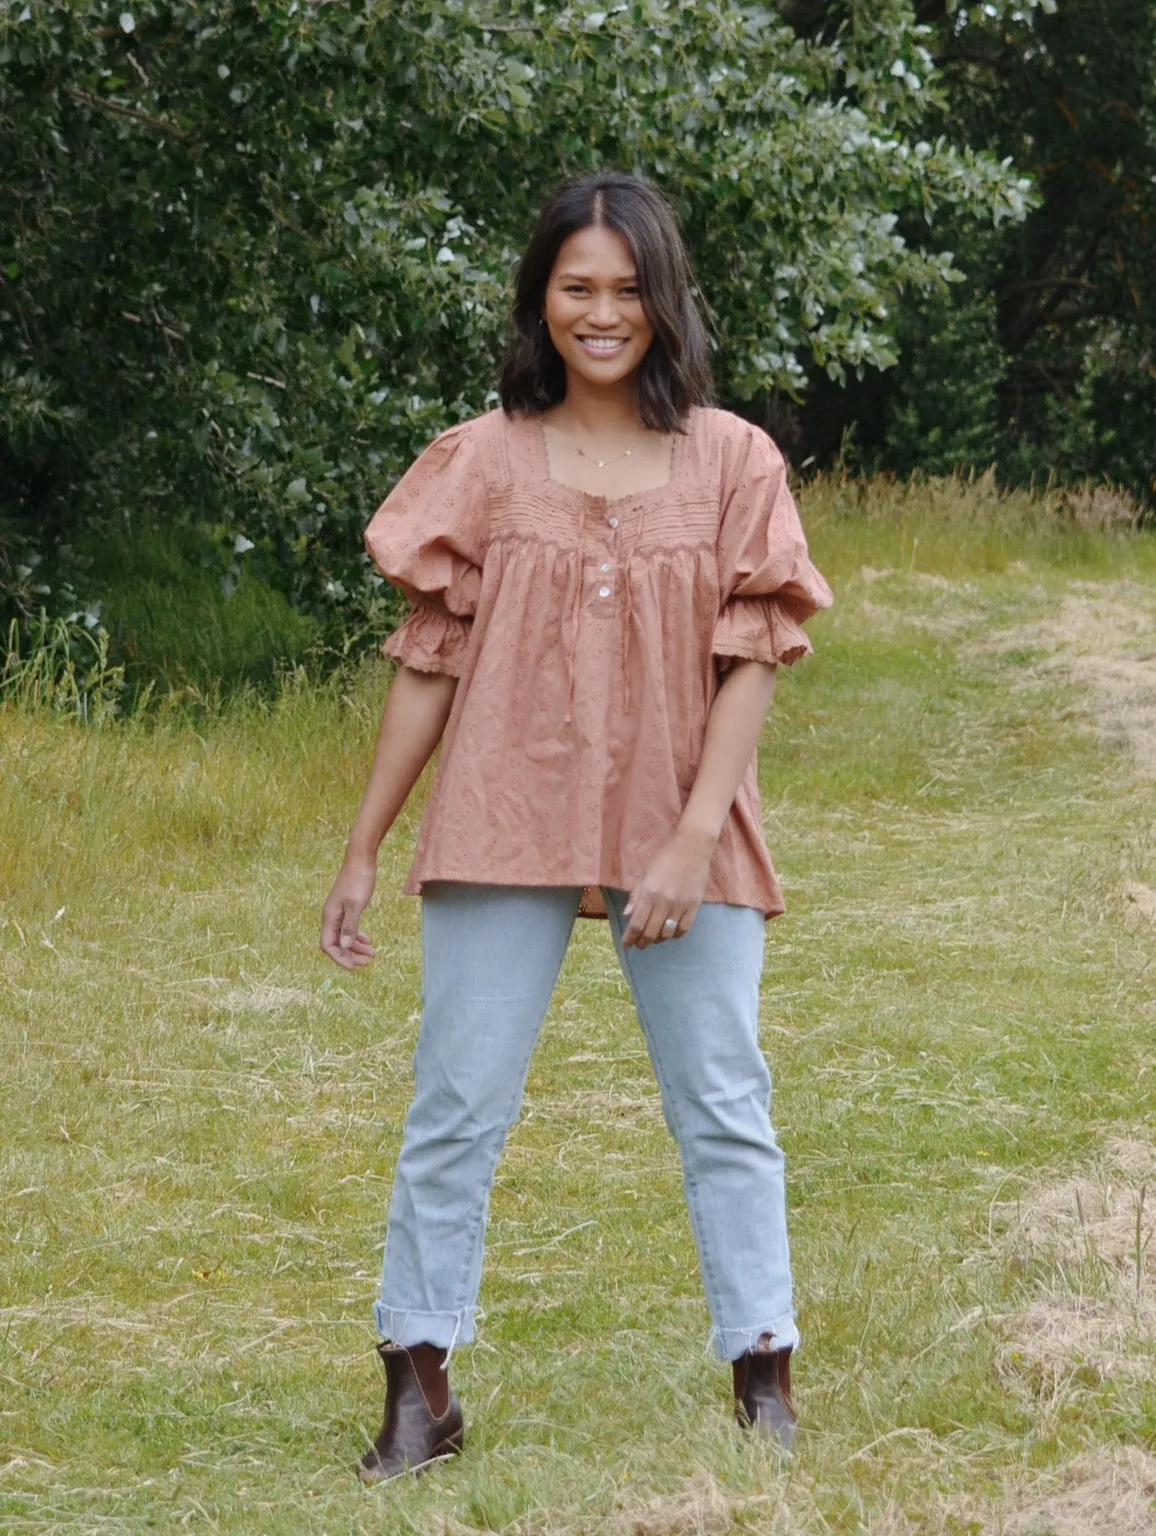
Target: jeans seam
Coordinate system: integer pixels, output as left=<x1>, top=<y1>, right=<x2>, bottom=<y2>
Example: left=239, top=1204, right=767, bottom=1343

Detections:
left=447, top=1125, right=510, bottom=1318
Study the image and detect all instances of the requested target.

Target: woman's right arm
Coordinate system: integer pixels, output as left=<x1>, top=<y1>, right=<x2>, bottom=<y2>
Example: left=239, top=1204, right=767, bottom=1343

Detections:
left=320, top=665, right=458, bottom=969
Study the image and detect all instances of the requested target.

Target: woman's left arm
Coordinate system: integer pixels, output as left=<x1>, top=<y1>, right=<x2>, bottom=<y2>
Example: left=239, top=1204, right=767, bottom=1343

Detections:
left=622, top=658, right=777, bottom=948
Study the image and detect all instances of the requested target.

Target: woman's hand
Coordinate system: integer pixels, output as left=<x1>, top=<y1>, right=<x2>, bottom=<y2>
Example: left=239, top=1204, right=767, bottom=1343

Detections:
left=320, top=664, right=458, bottom=972
left=321, top=854, right=379, bottom=969
left=622, top=659, right=776, bottom=951
left=622, top=827, right=716, bottom=949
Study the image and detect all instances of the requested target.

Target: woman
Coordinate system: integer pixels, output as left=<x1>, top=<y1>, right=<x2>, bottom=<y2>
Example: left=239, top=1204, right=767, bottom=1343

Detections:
left=321, top=171, right=832, bottom=1485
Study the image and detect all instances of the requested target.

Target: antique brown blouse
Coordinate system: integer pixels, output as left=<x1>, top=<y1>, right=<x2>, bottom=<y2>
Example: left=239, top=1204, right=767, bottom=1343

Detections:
left=364, top=405, right=832, bottom=919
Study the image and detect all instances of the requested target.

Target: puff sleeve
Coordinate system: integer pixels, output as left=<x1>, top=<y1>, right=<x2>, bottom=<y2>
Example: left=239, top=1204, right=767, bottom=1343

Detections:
left=713, top=421, right=833, bottom=671
left=364, top=421, right=487, bottom=677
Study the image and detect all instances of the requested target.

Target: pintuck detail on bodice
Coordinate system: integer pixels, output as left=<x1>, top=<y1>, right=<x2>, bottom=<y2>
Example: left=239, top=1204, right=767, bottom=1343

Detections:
left=364, top=405, right=833, bottom=919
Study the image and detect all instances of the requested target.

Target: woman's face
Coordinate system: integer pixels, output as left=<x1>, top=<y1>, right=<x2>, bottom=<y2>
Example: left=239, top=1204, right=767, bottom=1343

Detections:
left=542, top=224, right=655, bottom=391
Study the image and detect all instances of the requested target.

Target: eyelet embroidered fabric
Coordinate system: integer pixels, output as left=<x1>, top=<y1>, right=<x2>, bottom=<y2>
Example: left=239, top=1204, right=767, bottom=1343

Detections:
left=364, top=406, right=833, bottom=920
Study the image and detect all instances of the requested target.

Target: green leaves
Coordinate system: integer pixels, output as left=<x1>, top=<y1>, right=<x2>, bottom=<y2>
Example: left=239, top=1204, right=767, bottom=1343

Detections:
left=0, top=0, right=1038, bottom=636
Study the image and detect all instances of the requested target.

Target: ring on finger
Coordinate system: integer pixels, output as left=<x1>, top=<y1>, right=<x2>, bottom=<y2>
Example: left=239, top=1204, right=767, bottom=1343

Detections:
left=662, top=917, right=678, bottom=935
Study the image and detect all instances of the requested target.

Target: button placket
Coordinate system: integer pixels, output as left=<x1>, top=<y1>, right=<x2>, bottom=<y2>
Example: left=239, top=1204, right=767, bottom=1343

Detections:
left=596, top=503, right=619, bottom=599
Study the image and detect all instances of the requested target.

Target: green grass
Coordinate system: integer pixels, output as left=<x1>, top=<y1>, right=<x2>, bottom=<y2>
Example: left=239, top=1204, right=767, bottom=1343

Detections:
left=83, top=524, right=323, bottom=701
left=1, top=481, right=1155, bottom=1533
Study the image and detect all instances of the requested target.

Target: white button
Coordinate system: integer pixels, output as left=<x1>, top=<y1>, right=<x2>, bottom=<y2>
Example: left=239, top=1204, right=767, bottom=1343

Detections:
left=598, top=585, right=612, bottom=598
left=600, top=562, right=612, bottom=573
left=608, top=516, right=619, bottom=528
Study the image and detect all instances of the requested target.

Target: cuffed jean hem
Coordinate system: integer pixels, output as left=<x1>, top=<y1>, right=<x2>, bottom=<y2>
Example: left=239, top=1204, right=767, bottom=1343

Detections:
left=709, top=1312, right=801, bottom=1362
left=373, top=1302, right=475, bottom=1359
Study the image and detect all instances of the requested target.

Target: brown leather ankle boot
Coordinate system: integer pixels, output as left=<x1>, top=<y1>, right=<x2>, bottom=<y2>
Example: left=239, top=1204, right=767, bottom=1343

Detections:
left=357, top=1341, right=464, bottom=1486
left=732, top=1334, right=796, bottom=1452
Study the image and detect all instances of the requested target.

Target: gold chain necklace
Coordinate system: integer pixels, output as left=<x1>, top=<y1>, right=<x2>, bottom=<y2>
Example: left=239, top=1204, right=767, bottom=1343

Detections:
left=571, top=437, right=636, bottom=470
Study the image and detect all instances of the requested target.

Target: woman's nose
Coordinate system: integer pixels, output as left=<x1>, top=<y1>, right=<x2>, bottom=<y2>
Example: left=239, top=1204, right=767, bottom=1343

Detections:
left=587, top=292, right=620, bottom=326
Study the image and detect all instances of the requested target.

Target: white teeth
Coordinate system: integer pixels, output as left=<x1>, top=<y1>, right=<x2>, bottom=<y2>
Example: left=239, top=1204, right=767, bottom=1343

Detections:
left=580, top=337, right=626, bottom=350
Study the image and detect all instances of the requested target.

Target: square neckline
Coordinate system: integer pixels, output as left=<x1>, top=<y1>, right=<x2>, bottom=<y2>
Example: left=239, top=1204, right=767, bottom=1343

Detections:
left=525, top=408, right=692, bottom=507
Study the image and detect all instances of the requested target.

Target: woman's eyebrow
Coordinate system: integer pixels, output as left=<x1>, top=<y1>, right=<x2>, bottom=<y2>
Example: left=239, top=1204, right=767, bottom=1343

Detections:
left=554, top=271, right=639, bottom=284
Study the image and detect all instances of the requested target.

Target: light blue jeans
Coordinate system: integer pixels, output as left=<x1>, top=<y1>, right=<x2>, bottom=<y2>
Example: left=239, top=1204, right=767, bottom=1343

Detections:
left=375, top=884, right=799, bottom=1362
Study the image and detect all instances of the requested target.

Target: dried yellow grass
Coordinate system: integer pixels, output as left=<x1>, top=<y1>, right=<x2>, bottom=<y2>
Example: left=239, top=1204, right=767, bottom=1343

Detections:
left=995, top=1138, right=1155, bottom=1386
left=982, top=1447, right=1156, bottom=1535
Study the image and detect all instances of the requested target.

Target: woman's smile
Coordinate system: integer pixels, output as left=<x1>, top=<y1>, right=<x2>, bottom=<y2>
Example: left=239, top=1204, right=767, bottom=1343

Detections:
left=576, top=334, right=629, bottom=356
left=543, top=224, right=656, bottom=388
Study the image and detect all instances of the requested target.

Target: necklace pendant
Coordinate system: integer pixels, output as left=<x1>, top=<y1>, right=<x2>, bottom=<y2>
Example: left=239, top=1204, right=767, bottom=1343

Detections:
left=570, top=435, right=637, bottom=469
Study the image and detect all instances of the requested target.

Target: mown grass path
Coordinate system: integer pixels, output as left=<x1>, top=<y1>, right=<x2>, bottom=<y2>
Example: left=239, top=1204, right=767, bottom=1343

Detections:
left=2, top=499, right=1154, bottom=1533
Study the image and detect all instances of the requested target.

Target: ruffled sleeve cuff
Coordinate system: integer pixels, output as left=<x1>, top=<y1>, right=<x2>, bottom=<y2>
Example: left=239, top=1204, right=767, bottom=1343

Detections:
left=382, top=599, right=473, bottom=678
left=712, top=594, right=814, bottom=671
left=715, top=419, right=833, bottom=673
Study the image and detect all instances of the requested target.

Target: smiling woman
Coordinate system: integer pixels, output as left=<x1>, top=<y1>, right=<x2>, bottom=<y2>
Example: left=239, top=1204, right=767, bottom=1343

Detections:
left=546, top=229, right=654, bottom=385
left=537, top=227, right=670, bottom=493
left=500, top=175, right=713, bottom=443
left=321, top=170, right=832, bottom=1486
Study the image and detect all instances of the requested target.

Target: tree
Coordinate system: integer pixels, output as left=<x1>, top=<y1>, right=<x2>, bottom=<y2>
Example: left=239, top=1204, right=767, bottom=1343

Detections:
left=0, top=0, right=1034, bottom=636
left=799, top=0, right=1156, bottom=498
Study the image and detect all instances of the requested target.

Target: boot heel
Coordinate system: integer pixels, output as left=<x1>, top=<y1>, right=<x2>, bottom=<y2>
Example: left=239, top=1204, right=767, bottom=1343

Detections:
left=435, top=1424, right=465, bottom=1457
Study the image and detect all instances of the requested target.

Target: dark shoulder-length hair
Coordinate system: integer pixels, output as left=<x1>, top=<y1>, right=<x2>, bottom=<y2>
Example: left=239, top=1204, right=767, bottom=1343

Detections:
left=499, top=171, right=715, bottom=433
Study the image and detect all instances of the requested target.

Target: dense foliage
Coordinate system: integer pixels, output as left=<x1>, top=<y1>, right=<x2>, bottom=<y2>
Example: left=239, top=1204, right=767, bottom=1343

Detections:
left=0, top=0, right=1116, bottom=649
left=800, top=0, right=1156, bottom=497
